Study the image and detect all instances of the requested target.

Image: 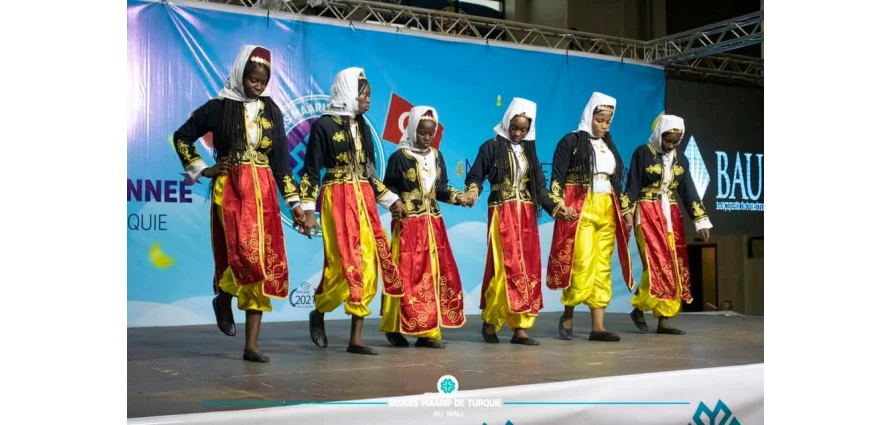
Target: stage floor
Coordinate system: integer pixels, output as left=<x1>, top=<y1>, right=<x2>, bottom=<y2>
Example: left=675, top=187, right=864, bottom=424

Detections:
left=127, top=311, right=763, bottom=419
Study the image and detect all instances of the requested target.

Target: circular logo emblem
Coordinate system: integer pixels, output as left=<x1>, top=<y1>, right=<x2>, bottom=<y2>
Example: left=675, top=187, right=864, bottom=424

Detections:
left=437, top=375, right=459, bottom=395
left=288, top=281, right=315, bottom=308
left=278, top=94, right=387, bottom=225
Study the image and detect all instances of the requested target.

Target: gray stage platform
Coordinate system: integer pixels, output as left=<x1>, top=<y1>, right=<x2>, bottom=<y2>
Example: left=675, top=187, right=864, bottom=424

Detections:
left=127, top=311, right=764, bottom=418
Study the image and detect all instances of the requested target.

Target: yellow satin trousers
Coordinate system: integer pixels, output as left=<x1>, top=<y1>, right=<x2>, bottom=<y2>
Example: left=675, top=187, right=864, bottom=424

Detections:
left=561, top=192, right=616, bottom=310
left=313, top=187, right=379, bottom=317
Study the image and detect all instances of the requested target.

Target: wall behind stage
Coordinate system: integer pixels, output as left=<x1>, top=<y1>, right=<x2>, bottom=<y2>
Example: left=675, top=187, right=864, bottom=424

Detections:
left=127, top=0, right=665, bottom=327
left=665, top=78, right=764, bottom=237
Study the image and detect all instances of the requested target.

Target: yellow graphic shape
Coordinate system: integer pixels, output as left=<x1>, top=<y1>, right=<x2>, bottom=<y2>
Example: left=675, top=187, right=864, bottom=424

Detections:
left=496, top=95, right=502, bottom=107
left=456, top=161, right=464, bottom=177
left=651, top=111, right=664, bottom=131
left=149, top=242, right=175, bottom=269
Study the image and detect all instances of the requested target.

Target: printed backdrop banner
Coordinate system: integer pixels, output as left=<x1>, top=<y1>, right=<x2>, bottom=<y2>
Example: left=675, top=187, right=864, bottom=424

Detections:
left=127, top=0, right=666, bottom=327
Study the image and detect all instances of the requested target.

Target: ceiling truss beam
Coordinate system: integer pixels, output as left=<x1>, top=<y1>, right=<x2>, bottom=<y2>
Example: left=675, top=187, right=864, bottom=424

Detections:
left=646, top=11, right=763, bottom=64
left=182, top=0, right=764, bottom=86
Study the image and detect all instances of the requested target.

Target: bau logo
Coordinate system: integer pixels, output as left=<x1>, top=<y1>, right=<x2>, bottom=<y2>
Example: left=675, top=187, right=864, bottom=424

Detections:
left=690, top=399, right=741, bottom=425
left=685, top=135, right=764, bottom=212
left=288, top=281, right=315, bottom=308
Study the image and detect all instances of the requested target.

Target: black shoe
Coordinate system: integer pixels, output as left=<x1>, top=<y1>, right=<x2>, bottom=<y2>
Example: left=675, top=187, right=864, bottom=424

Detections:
left=386, top=332, right=410, bottom=347
left=482, top=323, right=499, bottom=343
left=346, top=345, right=378, bottom=355
left=588, top=331, right=621, bottom=342
left=416, top=338, right=445, bottom=349
left=656, top=326, right=686, bottom=335
left=212, top=295, right=236, bottom=337
left=510, top=335, right=540, bottom=346
left=558, top=315, right=573, bottom=340
left=309, top=310, right=328, bottom=348
left=243, top=350, right=270, bottom=363
left=630, top=308, right=649, bottom=332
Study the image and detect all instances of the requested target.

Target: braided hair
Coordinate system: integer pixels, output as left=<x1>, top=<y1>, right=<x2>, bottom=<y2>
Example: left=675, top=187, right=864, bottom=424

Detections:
left=212, top=60, right=273, bottom=199
left=574, top=131, right=626, bottom=195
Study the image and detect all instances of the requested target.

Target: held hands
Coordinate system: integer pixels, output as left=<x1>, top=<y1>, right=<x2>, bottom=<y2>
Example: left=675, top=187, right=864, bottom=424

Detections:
left=623, top=213, right=634, bottom=232
left=291, top=205, right=305, bottom=229
left=390, top=200, right=408, bottom=219
left=299, top=210, right=320, bottom=239
left=463, top=191, right=479, bottom=207
left=454, top=192, right=473, bottom=207
left=556, top=206, right=578, bottom=221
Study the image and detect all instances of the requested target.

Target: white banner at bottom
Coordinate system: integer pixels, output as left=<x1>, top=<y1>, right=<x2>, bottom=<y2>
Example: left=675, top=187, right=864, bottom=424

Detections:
left=129, top=363, right=763, bottom=425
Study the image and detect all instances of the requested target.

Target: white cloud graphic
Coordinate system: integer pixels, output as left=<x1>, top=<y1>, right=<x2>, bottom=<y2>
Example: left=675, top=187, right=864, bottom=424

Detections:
left=128, top=300, right=214, bottom=327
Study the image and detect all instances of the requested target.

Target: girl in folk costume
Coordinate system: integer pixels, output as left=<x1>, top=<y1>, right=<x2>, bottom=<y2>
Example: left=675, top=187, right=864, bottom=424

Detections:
left=464, top=98, right=560, bottom=346
left=545, top=92, right=635, bottom=342
left=298, top=67, right=405, bottom=356
left=379, top=106, right=469, bottom=349
left=622, top=115, right=713, bottom=335
left=172, top=45, right=304, bottom=363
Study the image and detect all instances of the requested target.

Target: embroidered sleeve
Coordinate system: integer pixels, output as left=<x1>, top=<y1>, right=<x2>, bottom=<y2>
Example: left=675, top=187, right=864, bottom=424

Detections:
left=435, top=151, right=462, bottom=204
left=172, top=100, right=217, bottom=184
left=267, top=102, right=300, bottom=208
left=533, top=151, right=559, bottom=216
left=547, top=135, right=574, bottom=217
left=369, top=160, right=399, bottom=208
left=678, top=160, right=712, bottom=229
left=382, top=151, right=404, bottom=198
left=299, top=120, right=325, bottom=212
left=623, top=147, right=645, bottom=216
left=465, top=142, right=490, bottom=195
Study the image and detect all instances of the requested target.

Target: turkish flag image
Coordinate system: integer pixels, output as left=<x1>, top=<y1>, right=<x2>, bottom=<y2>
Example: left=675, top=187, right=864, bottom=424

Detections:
left=381, top=93, right=445, bottom=149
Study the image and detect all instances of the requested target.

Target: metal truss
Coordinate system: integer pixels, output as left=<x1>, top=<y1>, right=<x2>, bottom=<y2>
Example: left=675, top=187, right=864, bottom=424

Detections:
left=645, top=11, right=763, bottom=65
left=666, top=53, right=764, bottom=86
left=186, top=0, right=763, bottom=86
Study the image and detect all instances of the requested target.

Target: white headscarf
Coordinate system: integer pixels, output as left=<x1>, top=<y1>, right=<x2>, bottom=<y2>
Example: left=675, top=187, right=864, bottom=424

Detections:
left=218, top=45, right=272, bottom=103
left=398, top=106, right=439, bottom=153
left=649, top=114, right=685, bottom=153
left=323, top=67, right=366, bottom=118
left=494, top=97, right=537, bottom=142
left=577, top=92, right=617, bottom=137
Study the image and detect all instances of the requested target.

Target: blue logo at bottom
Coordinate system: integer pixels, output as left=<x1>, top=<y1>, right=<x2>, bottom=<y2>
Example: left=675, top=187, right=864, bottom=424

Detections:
left=691, top=399, right=741, bottom=425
